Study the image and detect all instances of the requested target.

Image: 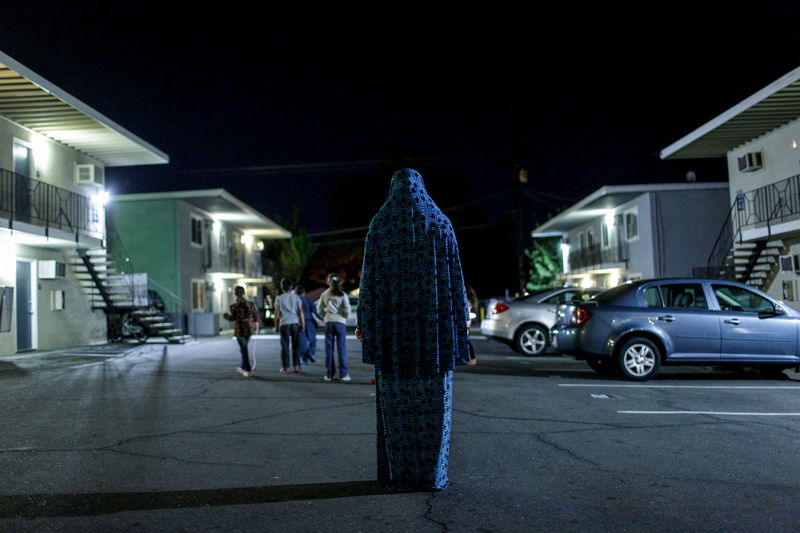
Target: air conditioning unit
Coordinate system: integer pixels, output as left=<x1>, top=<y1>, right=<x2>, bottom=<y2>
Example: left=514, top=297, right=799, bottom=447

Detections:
left=39, top=260, right=66, bottom=279
left=779, top=254, right=799, bottom=273
left=75, top=163, right=103, bottom=185
left=737, top=151, right=763, bottom=172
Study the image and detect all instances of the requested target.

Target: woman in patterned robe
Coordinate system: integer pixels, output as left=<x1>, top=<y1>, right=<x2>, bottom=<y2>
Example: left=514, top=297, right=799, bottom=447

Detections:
left=356, top=168, right=470, bottom=491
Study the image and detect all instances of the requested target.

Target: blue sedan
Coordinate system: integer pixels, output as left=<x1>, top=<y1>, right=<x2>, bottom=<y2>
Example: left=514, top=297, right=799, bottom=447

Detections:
left=551, top=278, right=800, bottom=380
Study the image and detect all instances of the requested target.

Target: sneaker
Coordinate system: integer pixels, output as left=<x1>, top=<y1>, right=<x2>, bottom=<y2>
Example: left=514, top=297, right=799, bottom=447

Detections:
left=280, top=369, right=292, bottom=374
left=323, top=375, right=332, bottom=382
left=293, top=367, right=304, bottom=373
left=308, top=356, right=316, bottom=363
left=236, top=367, right=249, bottom=376
left=244, top=371, right=253, bottom=377
left=341, top=375, right=352, bottom=382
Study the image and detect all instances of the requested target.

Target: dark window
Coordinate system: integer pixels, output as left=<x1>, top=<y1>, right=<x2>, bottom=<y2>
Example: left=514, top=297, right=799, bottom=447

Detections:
left=191, top=217, right=204, bottom=246
left=643, top=284, right=707, bottom=309
left=625, top=212, right=638, bottom=239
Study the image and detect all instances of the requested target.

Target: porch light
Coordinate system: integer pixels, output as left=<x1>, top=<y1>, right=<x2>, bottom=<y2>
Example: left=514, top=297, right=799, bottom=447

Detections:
left=91, top=190, right=110, bottom=207
left=793, top=138, right=798, bottom=150
left=604, top=211, right=616, bottom=227
left=560, top=242, right=570, bottom=273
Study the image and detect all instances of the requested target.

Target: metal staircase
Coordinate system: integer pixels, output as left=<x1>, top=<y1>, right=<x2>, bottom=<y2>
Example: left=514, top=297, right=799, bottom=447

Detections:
left=728, top=239, right=786, bottom=290
left=694, top=197, right=787, bottom=290
left=70, top=247, right=193, bottom=344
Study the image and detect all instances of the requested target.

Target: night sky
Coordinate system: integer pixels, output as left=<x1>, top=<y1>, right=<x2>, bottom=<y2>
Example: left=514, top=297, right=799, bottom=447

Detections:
left=1, top=2, right=799, bottom=296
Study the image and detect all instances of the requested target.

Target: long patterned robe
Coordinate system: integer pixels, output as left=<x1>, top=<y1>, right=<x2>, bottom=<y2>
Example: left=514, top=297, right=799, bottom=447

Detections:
left=358, top=168, right=470, bottom=491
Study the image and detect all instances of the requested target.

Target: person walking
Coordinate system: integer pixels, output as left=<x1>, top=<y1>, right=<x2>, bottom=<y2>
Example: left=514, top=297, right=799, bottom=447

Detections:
left=274, top=278, right=305, bottom=374
left=222, top=285, right=261, bottom=377
left=356, top=168, right=470, bottom=491
left=295, top=285, right=322, bottom=363
left=317, top=274, right=351, bottom=381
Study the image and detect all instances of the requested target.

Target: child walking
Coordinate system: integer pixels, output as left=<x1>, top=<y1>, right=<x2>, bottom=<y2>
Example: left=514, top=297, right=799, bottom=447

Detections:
left=274, top=278, right=306, bottom=374
left=317, top=274, right=351, bottom=381
left=223, top=285, right=260, bottom=377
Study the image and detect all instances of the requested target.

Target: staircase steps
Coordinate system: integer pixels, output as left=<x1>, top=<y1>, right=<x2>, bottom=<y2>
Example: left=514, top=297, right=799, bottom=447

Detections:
left=70, top=248, right=193, bottom=344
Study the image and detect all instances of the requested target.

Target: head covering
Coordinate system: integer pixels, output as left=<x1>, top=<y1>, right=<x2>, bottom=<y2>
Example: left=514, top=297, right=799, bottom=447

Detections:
left=358, top=168, right=470, bottom=377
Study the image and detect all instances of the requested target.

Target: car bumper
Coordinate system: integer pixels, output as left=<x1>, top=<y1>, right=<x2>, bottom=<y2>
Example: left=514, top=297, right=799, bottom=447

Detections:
left=480, top=318, right=514, bottom=342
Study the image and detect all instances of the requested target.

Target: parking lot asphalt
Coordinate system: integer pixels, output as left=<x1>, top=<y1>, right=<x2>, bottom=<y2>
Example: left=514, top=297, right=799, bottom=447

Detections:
left=1, top=336, right=800, bottom=532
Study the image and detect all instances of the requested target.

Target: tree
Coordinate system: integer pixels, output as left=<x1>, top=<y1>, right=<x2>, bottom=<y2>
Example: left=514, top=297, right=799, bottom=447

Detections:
left=262, top=205, right=316, bottom=286
left=524, top=237, right=561, bottom=292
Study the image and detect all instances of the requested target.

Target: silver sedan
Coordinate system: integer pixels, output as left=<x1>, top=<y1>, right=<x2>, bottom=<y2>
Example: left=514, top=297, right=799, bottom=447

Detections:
left=481, top=287, right=602, bottom=356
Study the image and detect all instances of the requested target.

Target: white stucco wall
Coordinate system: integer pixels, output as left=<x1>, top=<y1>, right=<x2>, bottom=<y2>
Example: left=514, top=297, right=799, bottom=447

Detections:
left=726, top=116, right=800, bottom=203
left=0, top=242, right=106, bottom=354
left=0, top=114, right=106, bottom=195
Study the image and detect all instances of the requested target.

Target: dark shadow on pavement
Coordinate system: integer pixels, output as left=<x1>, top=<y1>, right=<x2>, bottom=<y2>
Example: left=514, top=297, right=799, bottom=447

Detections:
left=0, top=480, right=393, bottom=518
left=0, top=361, right=27, bottom=375
left=459, top=360, right=799, bottom=382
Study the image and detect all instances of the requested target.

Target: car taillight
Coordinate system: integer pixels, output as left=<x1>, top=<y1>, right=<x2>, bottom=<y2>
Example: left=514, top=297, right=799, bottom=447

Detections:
left=492, top=302, right=510, bottom=315
left=574, top=307, right=593, bottom=324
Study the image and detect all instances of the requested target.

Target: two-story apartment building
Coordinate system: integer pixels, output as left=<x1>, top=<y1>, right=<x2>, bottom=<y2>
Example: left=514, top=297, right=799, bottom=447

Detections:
left=0, top=51, right=168, bottom=355
left=532, top=183, right=729, bottom=289
left=109, top=189, right=290, bottom=335
left=661, top=66, right=800, bottom=302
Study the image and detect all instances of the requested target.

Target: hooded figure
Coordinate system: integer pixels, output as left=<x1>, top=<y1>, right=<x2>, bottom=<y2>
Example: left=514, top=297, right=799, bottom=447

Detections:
left=357, top=168, right=470, bottom=491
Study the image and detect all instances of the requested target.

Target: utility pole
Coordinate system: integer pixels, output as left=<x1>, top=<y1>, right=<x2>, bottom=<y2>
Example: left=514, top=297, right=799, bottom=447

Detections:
left=512, top=84, right=527, bottom=293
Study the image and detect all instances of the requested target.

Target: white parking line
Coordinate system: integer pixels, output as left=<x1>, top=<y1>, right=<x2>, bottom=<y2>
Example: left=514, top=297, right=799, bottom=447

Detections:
left=559, top=384, right=800, bottom=389
left=618, top=411, right=800, bottom=416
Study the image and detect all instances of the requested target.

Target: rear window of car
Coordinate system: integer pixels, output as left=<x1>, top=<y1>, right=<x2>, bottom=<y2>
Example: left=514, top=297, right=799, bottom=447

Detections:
left=643, top=283, right=708, bottom=309
left=593, top=284, right=632, bottom=303
left=541, top=291, right=598, bottom=304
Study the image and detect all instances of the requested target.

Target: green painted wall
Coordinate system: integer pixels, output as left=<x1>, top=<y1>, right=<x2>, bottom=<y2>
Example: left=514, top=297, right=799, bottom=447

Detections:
left=108, top=199, right=180, bottom=302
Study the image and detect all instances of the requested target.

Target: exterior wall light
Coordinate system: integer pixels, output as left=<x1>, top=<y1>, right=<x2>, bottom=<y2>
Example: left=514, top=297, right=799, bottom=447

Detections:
left=91, top=190, right=110, bottom=206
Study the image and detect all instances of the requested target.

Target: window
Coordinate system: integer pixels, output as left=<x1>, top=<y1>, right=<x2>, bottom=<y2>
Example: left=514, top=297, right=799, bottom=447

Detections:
left=192, top=280, right=205, bottom=311
left=541, top=290, right=597, bottom=305
left=712, top=284, right=775, bottom=313
left=219, top=229, right=228, bottom=254
left=13, top=139, right=32, bottom=177
left=586, top=228, right=595, bottom=248
left=50, top=290, right=65, bottom=311
left=191, top=215, right=204, bottom=247
left=625, top=210, right=638, bottom=240
left=601, top=222, right=610, bottom=248
left=643, top=283, right=707, bottom=309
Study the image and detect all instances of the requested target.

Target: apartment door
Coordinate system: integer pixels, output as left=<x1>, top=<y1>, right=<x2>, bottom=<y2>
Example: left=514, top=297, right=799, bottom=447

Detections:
left=13, top=140, right=32, bottom=223
left=15, top=260, right=34, bottom=351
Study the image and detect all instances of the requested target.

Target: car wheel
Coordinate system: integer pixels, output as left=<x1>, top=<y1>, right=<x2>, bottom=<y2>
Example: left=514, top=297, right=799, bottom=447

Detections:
left=586, top=357, right=616, bottom=375
left=617, top=337, right=660, bottom=381
left=514, top=324, right=549, bottom=356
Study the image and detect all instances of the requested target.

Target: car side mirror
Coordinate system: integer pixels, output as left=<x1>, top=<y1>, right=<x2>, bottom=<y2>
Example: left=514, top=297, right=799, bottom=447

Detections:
left=758, top=305, right=785, bottom=319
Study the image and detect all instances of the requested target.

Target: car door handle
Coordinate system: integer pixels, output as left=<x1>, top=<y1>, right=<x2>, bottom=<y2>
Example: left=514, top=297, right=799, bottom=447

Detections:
left=657, top=315, right=675, bottom=322
left=724, top=318, right=741, bottom=325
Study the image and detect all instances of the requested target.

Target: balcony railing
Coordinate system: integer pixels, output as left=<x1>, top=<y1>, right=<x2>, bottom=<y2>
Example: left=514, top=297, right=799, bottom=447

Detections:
left=0, top=168, right=101, bottom=238
left=698, top=173, right=800, bottom=279
left=570, top=241, right=628, bottom=271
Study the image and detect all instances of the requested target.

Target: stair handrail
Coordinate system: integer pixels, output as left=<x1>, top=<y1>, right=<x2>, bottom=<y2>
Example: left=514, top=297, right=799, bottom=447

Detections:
left=103, top=211, right=139, bottom=306
left=147, top=277, right=193, bottom=316
left=702, top=200, right=738, bottom=279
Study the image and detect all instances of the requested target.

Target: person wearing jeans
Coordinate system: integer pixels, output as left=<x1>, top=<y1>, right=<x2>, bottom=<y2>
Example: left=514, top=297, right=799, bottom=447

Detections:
left=325, top=321, right=348, bottom=381
left=317, top=274, right=351, bottom=381
left=274, top=278, right=305, bottom=373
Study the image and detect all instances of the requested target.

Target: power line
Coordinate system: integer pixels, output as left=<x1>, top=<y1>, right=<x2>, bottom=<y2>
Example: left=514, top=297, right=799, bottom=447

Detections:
left=177, top=152, right=511, bottom=177
left=307, top=188, right=512, bottom=238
